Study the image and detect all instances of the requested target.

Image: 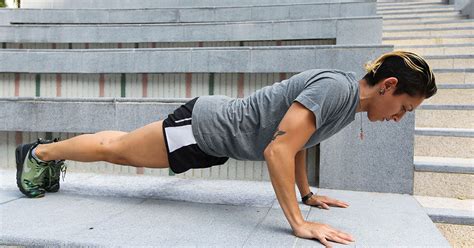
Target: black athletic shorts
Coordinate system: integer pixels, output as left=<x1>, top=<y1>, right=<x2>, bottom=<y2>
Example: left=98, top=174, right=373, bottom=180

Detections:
left=162, top=97, right=229, bottom=174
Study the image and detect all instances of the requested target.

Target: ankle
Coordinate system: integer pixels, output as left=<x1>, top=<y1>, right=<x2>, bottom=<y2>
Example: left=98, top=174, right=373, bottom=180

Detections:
left=35, top=144, right=52, bottom=161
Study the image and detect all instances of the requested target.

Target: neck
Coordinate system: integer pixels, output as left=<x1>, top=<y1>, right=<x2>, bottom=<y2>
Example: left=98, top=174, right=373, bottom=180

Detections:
left=356, top=79, right=372, bottom=113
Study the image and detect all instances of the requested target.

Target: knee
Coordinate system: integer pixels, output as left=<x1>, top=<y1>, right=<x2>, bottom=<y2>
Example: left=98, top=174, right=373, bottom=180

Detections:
left=101, top=139, right=129, bottom=165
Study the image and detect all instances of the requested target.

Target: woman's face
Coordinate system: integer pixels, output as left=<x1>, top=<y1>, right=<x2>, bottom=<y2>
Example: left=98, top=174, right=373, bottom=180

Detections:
left=367, top=77, right=425, bottom=122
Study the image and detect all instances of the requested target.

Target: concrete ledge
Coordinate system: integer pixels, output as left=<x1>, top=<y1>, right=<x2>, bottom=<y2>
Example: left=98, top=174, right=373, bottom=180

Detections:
left=395, top=43, right=474, bottom=48
left=383, top=18, right=474, bottom=25
left=419, top=104, right=474, bottom=110
left=426, top=208, right=474, bottom=225
left=20, top=0, right=375, bottom=9
left=414, top=156, right=474, bottom=174
left=381, top=13, right=464, bottom=20
left=414, top=195, right=474, bottom=226
left=378, top=9, right=456, bottom=15
left=437, top=84, right=474, bottom=89
left=0, top=45, right=393, bottom=73
left=0, top=2, right=376, bottom=25
left=415, top=127, right=474, bottom=137
left=0, top=169, right=450, bottom=246
left=383, top=34, right=474, bottom=40
left=0, top=17, right=382, bottom=45
left=378, top=1, right=445, bottom=6
left=378, top=4, right=450, bottom=11
left=424, top=54, right=474, bottom=59
left=434, top=68, right=474, bottom=73
left=383, top=26, right=474, bottom=32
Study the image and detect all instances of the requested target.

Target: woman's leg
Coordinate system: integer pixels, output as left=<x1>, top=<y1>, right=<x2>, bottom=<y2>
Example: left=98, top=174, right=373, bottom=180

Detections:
left=34, top=120, right=170, bottom=169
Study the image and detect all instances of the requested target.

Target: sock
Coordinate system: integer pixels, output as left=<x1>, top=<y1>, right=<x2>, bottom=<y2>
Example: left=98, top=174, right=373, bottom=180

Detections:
left=31, top=146, right=48, bottom=163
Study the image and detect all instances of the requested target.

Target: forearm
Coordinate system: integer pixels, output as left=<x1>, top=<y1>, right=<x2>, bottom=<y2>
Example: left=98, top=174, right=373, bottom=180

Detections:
left=265, top=147, right=305, bottom=230
left=295, top=149, right=311, bottom=198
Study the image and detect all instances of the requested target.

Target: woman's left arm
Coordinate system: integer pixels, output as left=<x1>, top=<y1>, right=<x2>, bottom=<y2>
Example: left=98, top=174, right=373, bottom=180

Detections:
left=295, top=148, right=350, bottom=209
left=295, top=149, right=311, bottom=198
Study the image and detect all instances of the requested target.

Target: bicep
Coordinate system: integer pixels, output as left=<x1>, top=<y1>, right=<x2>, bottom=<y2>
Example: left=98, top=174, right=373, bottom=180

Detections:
left=265, top=102, right=317, bottom=156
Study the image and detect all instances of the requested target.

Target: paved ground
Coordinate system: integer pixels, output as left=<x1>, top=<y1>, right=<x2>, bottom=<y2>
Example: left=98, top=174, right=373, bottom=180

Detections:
left=0, top=169, right=449, bottom=247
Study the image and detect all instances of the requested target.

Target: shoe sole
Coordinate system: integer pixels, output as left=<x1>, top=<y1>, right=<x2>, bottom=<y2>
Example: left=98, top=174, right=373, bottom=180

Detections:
left=15, top=143, right=44, bottom=198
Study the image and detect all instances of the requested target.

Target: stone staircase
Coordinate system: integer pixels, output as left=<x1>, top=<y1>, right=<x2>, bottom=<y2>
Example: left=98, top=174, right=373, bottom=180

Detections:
left=377, top=0, right=473, bottom=247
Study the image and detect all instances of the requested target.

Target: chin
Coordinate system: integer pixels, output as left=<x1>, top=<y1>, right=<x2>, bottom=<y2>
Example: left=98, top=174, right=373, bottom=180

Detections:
left=366, top=112, right=378, bottom=122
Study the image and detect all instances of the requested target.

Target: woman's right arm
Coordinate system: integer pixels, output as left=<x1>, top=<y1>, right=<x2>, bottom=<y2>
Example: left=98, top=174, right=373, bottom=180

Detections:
left=264, top=101, right=354, bottom=247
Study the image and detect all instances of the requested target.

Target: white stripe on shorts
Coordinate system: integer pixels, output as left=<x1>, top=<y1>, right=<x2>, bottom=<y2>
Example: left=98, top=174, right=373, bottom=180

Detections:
left=174, top=117, right=192, bottom=123
left=164, top=124, right=197, bottom=153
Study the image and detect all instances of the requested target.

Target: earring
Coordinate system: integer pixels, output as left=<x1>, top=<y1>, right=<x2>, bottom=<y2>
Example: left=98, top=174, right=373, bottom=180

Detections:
left=379, top=89, right=385, bottom=95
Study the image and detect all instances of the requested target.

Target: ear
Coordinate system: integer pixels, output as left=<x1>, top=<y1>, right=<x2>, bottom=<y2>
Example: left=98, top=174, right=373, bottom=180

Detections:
left=384, top=77, right=398, bottom=91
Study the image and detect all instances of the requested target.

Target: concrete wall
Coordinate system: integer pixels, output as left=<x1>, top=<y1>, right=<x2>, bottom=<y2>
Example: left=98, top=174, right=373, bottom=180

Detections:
left=0, top=2, right=376, bottom=24
left=20, top=0, right=375, bottom=9
left=320, top=112, right=415, bottom=194
left=449, top=0, right=474, bottom=18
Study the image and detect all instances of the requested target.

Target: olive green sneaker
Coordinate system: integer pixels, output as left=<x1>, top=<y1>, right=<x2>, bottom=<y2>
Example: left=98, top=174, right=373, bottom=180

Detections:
left=15, top=138, right=56, bottom=198
left=43, top=138, right=67, bottom=193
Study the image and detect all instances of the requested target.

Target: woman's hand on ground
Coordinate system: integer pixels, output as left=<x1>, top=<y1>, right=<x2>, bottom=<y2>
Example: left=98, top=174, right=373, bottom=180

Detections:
left=293, top=221, right=355, bottom=247
left=304, top=195, right=349, bottom=210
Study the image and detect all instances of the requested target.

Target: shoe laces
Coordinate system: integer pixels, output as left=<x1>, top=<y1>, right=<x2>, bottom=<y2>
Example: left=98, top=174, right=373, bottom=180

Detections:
left=47, top=160, right=68, bottom=181
left=39, top=137, right=68, bottom=182
left=52, top=138, right=68, bottom=181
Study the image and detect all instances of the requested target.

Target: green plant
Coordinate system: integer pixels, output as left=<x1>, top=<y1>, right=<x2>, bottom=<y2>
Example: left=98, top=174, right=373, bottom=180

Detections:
left=0, top=0, right=6, bottom=8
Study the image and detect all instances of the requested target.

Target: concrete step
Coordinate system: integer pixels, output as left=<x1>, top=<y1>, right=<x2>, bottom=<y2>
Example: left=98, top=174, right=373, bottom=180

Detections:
left=414, top=156, right=474, bottom=198
left=0, top=169, right=451, bottom=247
left=423, top=87, right=474, bottom=105
left=434, top=222, right=473, bottom=248
left=383, top=20, right=474, bottom=30
left=415, top=156, right=474, bottom=174
left=414, top=128, right=474, bottom=158
left=377, top=1, right=447, bottom=8
left=383, top=15, right=467, bottom=25
left=414, top=195, right=473, bottom=246
left=433, top=69, right=474, bottom=84
left=383, top=35, right=474, bottom=45
left=377, top=8, right=456, bottom=15
left=377, top=3, right=447, bottom=11
left=0, top=2, right=377, bottom=25
left=0, top=45, right=392, bottom=74
left=415, top=127, right=474, bottom=138
left=424, top=55, right=474, bottom=69
left=415, top=172, right=473, bottom=203
left=20, top=0, right=377, bottom=9
left=395, top=44, right=474, bottom=56
left=414, top=195, right=473, bottom=224
left=0, top=17, right=382, bottom=45
left=381, top=12, right=462, bottom=19
left=383, top=27, right=474, bottom=38
left=416, top=105, right=474, bottom=129
left=381, top=11, right=463, bottom=18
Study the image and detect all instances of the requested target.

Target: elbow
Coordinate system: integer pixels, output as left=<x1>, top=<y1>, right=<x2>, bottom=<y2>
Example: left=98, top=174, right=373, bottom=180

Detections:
left=264, top=144, right=279, bottom=160
left=264, top=144, right=294, bottom=163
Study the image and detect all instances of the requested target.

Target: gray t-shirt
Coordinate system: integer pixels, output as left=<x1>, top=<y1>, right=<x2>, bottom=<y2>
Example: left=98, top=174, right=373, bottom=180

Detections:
left=191, top=69, right=360, bottom=161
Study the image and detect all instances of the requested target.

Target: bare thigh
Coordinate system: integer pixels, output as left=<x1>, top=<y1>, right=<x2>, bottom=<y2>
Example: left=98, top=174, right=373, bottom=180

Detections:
left=109, top=120, right=169, bottom=169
